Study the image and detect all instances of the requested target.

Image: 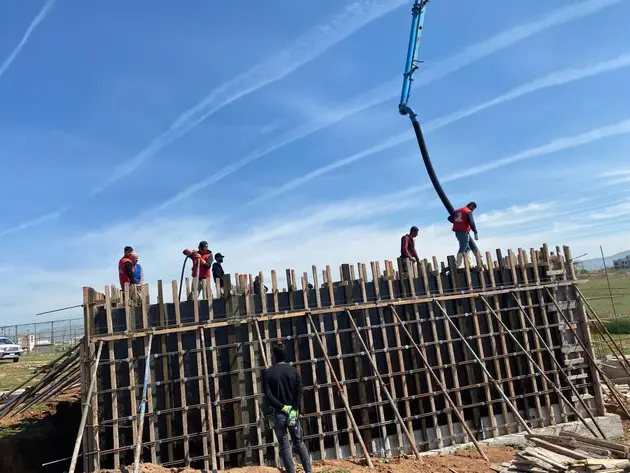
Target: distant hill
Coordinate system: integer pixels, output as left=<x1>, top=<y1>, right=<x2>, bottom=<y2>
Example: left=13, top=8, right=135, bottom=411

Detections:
left=579, top=250, right=630, bottom=271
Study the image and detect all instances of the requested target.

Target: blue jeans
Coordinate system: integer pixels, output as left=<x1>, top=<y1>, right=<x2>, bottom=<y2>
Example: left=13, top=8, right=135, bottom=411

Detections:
left=455, top=231, right=471, bottom=253
left=274, top=413, right=311, bottom=473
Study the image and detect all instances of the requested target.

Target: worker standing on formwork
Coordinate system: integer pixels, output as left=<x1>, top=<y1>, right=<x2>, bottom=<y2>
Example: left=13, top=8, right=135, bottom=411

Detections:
left=131, top=252, right=143, bottom=284
left=118, top=246, right=136, bottom=289
left=183, top=241, right=213, bottom=297
left=401, top=226, right=420, bottom=266
left=262, top=344, right=312, bottom=473
left=212, top=253, right=225, bottom=293
left=448, top=202, right=479, bottom=267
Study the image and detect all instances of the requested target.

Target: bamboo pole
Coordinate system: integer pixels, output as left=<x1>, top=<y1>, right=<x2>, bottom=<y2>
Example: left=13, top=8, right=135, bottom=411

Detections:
left=544, top=288, right=630, bottom=419
left=344, top=309, right=422, bottom=461
left=306, top=314, right=374, bottom=467
left=432, top=300, right=534, bottom=435
left=389, top=305, right=488, bottom=460
left=480, top=296, right=604, bottom=438
left=509, top=293, right=608, bottom=438
left=69, top=341, right=104, bottom=473
left=133, top=334, right=154, bottom=473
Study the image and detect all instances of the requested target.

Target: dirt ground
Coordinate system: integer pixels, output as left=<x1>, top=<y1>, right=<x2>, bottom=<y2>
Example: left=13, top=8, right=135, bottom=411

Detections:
left=99, top=446, right=516, bottom=473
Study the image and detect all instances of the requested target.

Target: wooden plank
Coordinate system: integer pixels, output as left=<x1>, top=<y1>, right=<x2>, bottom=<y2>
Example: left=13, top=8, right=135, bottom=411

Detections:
left=326, top=264, right=356, bottom=457
left=530, top=249, right=567, bottom=424
left=508, top=249, right=542, bottom=428
left=486, top=251, right=517, bottom=434
left=105, top=286, right=120, bottom=469
left=171, top=280, right=189, bottom=464
left=303, top=273, right=325, bottom=459
left=124, top=283, right=139, bottom=450
left=140, top=285, right=157, bottom=464
left=517, top=249, right=552, bottom=426
left=157, top=280, right=174, bottom=463
left=474, top=255, right=509, bottom=438
left=403, top=258, right=440, bottom=449
left=446, top=255, right=477, bottom=441
left=463, top=255, right=496, bottom=439
left=199, top=328, right=217, bottom=471
left=247, top=317, right=265, bottom=465
left=209, top=320, right=224, bottom=471
left=358, top=264, right=389, bottom=456
left=372, top=261, right=405, bottom=452
left=192, top=283, right=209, bottom=470
left=313, top=265, right=341, bottom=459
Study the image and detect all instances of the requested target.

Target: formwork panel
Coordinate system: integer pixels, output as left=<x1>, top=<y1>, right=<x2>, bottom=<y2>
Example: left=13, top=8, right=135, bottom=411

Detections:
left=79, top=245, right=604, bottom=471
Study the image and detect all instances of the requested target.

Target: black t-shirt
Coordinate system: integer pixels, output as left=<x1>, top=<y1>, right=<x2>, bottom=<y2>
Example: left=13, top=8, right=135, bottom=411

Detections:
left=262, top=362, right=302, bottom=411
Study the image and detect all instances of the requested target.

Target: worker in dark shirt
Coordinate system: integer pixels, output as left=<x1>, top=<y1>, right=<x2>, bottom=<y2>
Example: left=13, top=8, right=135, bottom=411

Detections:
left=212, top=253, right=225, bottom=290
left=262, top=344, right=311, bottom=473
left=253, top=275, right=268, bottom=295
left=401, top=226, right=420, bottom=263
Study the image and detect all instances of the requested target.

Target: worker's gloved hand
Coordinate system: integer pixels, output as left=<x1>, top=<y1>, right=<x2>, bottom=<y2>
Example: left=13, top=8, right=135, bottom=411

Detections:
left=474, top=232, right=479, bottom=241
left=281, top=405, right=292, bottom=415
left=410, top=257, right=417, bottom=263
left=288, top=409, right=298, bottom=427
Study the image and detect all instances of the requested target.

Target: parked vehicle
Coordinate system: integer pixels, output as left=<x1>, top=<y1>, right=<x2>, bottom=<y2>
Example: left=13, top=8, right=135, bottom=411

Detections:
left=0, top=337, right=23, bottom=362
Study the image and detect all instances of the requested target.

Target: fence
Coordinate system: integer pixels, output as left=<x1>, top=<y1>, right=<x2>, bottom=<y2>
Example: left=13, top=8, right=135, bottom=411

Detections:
left=0, top=318, right=84, bottom=355
left=77, top=244, right=604, bottom=472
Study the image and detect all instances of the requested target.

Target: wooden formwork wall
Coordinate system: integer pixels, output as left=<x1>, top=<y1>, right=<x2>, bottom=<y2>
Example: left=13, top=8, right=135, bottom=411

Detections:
left=79, top=244, right=604, bottom=472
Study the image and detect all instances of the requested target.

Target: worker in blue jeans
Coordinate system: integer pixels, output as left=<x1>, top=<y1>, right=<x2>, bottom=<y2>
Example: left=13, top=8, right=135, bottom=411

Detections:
left=262, top=344, right=311, bottom=473
left=448, top=202, right=479, bottom=267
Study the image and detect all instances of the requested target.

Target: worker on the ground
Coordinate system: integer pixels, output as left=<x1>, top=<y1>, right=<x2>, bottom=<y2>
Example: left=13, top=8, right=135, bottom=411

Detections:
left=183, top=241, right=213, bottom=295
left=212, top=253, right=225, bottom=290
left=448, top=201, right=479, bottom=267
left=262, top=344, right=312, bottom=473
left=401, top=226, right=420, bottom=264
left=118, top=246, right=136, bottom=289
left=254, top=275, right=268, bottom=295
left=131, top=252, right=143, bottom=284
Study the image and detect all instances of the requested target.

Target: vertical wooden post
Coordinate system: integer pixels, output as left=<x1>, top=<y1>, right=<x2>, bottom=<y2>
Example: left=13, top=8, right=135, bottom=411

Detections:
left=157, top=280, right=174, bottom=462
left=171, top=280, right=190, bottom=464
left=104, top=286, right=120, bottom=469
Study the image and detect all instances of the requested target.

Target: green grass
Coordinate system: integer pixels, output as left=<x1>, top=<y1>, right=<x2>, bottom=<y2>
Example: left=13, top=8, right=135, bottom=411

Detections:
left=0, top=353, right=58, bottom=391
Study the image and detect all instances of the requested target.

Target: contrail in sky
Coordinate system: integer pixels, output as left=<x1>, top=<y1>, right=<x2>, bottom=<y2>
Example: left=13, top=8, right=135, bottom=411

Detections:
left=0, top=206, right=67, bottom=238
left=150, top=0, right=623, bottom=211
left=0, top=0, right=56, bottom=80
left=92, top=0, right=409, bottom=195
left=254, top=52, right=630, bottom=202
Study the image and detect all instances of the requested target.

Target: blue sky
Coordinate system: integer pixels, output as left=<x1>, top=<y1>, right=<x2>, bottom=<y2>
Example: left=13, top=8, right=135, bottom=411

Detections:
left=1, top=0, right=630, bottom=324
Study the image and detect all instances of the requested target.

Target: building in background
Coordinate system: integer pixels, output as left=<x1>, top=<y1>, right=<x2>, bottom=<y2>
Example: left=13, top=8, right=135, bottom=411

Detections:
left=613, top=255, right=630, bottom=269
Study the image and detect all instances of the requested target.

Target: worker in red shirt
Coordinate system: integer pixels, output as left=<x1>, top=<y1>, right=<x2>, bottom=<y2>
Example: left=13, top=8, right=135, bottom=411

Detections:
left=401, top=226, right=420, bottom=265
left=183, top=241, right=213, bottom=297
left=448, top=202, right=478, bottom=267
left=118, top=246, right=136, bottom=289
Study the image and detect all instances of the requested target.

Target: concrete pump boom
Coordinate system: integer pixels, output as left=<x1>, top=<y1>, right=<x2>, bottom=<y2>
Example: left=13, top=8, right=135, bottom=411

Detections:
left=398, top=0, right=479, bottom=253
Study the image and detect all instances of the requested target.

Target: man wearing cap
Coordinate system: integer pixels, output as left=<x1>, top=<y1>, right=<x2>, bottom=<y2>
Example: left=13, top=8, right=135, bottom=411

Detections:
left=212, top=253, right=225, bottom=292
left=448, top=201, right=479, bottom=268
left=401, top=226, right=420, bottom=264
left=183, top=241, right=213, bottom=297
left=118, top=246, right=136, bottom=289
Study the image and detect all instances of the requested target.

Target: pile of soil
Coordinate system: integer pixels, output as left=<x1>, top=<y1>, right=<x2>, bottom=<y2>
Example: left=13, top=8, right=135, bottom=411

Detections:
left=100, top=446, right=515, bottom=473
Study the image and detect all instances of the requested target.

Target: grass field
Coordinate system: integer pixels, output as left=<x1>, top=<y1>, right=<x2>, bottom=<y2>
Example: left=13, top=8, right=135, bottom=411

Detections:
left=579, top=273, right=630, bottom=320
left=0, top=353, right=58, bottom=391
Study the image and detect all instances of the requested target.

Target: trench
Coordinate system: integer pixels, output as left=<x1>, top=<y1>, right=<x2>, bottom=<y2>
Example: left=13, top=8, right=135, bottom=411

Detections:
left=0, top=400, right=81, bottom=473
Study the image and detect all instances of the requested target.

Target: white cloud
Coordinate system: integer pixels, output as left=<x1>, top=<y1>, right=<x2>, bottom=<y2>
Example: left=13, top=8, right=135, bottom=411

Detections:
left=588, top=200, right=630, bottom=220
left=3, top=193, right=630, bottom=325
left=91, top=0, right=408, bottom=195
left=0, top=0, right=56, bottom=80
left=0, top=206, right=67, bottom=238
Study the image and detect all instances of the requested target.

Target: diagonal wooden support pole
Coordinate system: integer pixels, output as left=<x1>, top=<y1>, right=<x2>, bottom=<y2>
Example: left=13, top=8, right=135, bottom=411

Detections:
left=344, top=309, right=422, bottom=461
left=389, top=305, right=488, bottom=460
left=306, top=313, right=374, bottom=467
left=69, top=341, right=104, bottom=473
left=545, top=287, right=630, bottom=419
left=574, top=285, right=630, bottom=377
left=509, top=293, right=607, bottom=438
left=481, top=296, right=604, bottom=438
left=133, top=333, right=154, bottom=473
left=432, top=300, right=534, bottom=435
